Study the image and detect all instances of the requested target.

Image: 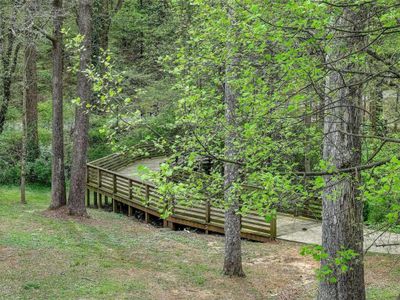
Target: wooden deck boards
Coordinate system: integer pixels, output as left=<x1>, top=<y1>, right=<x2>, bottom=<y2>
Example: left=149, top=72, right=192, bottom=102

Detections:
left=86, top=153, right=277, bottom=241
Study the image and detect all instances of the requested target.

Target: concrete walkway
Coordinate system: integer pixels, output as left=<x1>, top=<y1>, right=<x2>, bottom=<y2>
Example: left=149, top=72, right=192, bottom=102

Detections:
left=277, top=214, right=400, bottom=255
left=118, top=157, right=400, bottom=255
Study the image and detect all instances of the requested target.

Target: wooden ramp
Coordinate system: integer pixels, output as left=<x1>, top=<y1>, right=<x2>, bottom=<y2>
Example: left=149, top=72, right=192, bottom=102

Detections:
left=87, top=151, right=400, bottom=253
left=86, top=152, right=277, bottom=242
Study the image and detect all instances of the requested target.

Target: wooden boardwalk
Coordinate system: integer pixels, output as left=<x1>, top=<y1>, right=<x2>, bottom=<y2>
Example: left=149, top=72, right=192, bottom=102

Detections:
left=86, top=152, right=277, bottom=241
left=86, top=152, right=400, bottom=253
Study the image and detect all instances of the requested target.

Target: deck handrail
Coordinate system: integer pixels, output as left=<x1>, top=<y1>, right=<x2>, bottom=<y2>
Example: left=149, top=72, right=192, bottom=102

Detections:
left=86, top=150, right=278, bottom=240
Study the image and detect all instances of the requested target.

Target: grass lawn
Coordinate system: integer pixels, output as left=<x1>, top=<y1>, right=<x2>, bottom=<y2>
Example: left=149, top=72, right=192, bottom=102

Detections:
left=0, top=185, right=399, bottom=299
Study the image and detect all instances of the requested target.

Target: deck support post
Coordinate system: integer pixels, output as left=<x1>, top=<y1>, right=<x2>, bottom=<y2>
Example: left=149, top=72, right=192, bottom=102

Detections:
left=112, top=199, right=116, bottom=212
left=93, top=191, right=98, bottom=208
left=145, top=211, right=149, bottom=223
left=99, top=194, right=103, bottom=208
left=86, top=189, right=90, bottom=207
left=128, top=206, right=133, bottom=217
left=116, top=201, right=121, bottom=213
left=168, top=221, right=175, bottom=230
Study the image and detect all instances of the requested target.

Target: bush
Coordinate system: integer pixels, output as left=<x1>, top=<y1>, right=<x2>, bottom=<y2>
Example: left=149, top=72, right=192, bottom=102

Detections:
left=27, top=148, right=52, bottom=186
left=0, top=147, right=52, bottom=186
left=0, top=161, right=20, bottom=184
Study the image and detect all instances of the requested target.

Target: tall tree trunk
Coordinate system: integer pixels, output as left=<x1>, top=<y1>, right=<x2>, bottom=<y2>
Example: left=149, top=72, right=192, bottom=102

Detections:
left=223, top=2, right=244, bottom=278
left=25, top=0, right=40, bottom=162
left=0, top=2, right=20, bottom=134
left=68, top=0, right=93, bottom=216
left=49, top=0, right=66, bottom=209
left=318, top=6, right=367, bottom=300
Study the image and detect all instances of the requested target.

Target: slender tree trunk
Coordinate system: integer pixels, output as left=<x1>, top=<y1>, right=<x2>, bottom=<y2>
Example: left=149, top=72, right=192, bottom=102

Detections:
left=318, top=6, right=367, bottom=300
left=304, top=99, right=312, bottom=174
left=21, top=126, right=27, bottom=204
left=68, top=0, right=93, bottom=216
left=25, top=0, right=40, bottom=162
left=370, top=80, right=384, bottom=135
left=21, top=72, right=27, bottom=205
left=92, top=0, right=110, bottom=66
left=49, top=0, right=66, bottom=209
left=395, top=89, right=399, bottom=132
left=222, top=2, right=244, bottom=278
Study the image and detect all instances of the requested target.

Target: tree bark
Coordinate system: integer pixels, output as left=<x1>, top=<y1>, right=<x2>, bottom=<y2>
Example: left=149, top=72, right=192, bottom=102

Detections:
left=0, top=2, right=20, bottom=134
left=67, top=0, right=93, bottom=216
left=25, top=0, right=40, bottom=162
left=318, top=6, right=367, bottom=300
left=49, top=0, right=66, bottom=209
left=222, top=2, right=244, bottom=278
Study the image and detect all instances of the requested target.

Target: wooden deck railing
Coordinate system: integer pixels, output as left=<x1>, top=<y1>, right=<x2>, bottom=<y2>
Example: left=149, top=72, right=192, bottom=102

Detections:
left=86, top=153, right=277, bottom=241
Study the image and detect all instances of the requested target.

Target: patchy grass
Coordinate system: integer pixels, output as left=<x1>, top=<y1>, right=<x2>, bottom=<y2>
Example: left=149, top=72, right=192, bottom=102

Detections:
left=0, top=185, right=399, bottom=299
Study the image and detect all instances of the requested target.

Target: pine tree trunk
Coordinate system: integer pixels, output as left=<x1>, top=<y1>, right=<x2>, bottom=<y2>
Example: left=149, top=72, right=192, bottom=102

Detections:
left=318, top=6, right=367, bottom=300
left=67, top=0, right=93, bottom=216
left=222, top=2, right=244, bottom=278
left=49, top=0, right=66, bottom=209
left=25, top=0, right=40, bottom=162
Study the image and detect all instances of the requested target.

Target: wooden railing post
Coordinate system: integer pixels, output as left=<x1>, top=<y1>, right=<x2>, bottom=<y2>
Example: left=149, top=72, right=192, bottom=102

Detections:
left=129, top=179, right=133, bottom=200
left=205, top=200, right=211, bottom=224
left=113, top=174, right=117, bottom=194
left=270, top=215, right=277, bottom=238
left=145, top=184, right=150, bottom=206
left=98, top=169, right=102, bottom=188
left=144, top=184, right=150, bottom=223
left=112, top=173, right=117, bottom=213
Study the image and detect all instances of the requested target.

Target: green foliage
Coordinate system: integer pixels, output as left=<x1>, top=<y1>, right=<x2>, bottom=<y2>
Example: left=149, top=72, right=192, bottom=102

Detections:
left=0, top=147, right=52, bottom=186
left=140, top=0, right=329, bottom=219
left=26, top=148, right=53, bottom=186
left=301, top=245, right=359, bottom=283
left=362, top=156, right=400, bottom=229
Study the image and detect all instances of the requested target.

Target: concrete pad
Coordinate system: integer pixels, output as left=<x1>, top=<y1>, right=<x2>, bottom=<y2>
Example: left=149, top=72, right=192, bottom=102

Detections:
left=278, top=214, right=400, bottom=255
